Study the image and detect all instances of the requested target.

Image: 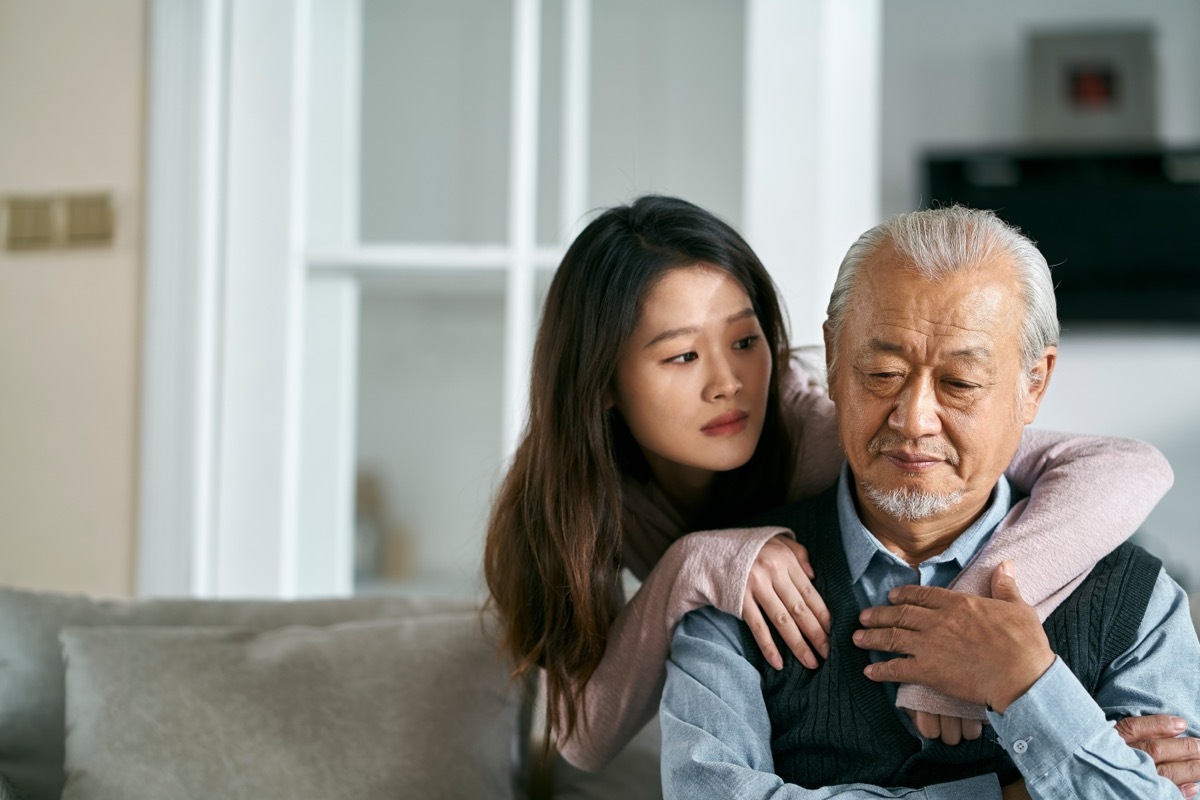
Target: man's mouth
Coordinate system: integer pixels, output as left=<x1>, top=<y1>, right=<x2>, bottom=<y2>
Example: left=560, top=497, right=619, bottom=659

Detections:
left=881, top=450, right=943, bottom=472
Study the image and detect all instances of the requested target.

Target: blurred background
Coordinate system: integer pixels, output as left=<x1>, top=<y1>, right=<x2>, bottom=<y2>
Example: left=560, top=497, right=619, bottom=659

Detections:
left=1, top=0, right=1197, bottom=600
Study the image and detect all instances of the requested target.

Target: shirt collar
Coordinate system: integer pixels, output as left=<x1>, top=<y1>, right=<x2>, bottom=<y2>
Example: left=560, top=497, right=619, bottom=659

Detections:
left=836, top=462, right=1013, bottom=584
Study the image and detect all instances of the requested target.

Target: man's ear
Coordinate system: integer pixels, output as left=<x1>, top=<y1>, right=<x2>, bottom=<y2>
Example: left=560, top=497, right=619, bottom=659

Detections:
left=1021, top=346, right=1057, bottom=424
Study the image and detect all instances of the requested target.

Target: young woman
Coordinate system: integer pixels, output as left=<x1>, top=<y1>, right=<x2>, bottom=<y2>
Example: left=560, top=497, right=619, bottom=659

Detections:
left=483, top=195, right=1175, bottom=771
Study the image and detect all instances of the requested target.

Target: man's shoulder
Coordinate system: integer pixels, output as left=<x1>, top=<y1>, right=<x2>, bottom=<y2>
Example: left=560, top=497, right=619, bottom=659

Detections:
left=1139, top=564, right=1193, bottom=640
left=679, top=605, right=744, bottom=646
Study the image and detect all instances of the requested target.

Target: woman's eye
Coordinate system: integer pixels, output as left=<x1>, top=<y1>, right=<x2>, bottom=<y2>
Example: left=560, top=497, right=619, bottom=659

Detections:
left=733, top=335, right=760, bottom=350
left=666, top=351, right=699, bottom=364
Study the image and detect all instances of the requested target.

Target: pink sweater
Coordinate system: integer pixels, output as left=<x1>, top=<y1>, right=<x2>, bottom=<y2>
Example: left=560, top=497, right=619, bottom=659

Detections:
left=558, top=364, right=1175, bottom=771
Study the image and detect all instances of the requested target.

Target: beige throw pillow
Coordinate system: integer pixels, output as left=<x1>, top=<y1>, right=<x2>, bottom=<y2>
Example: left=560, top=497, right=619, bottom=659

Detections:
left=60, top=612, right=518, bottom=800
left=0, top=584, right=477, bottom=800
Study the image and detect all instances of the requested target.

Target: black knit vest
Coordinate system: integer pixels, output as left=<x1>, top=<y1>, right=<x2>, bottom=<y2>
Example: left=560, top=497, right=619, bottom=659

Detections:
left=737, top=486, right=1161, bottom=790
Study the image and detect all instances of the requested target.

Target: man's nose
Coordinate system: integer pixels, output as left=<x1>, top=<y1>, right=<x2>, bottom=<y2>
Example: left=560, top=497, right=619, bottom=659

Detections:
left=703, top=356, right=743, bottom=402
left=888, top=377, right=942, bottom=438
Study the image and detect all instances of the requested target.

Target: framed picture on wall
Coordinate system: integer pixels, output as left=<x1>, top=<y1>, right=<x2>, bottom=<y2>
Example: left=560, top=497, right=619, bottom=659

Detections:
left=1026, top=27, right=1157, bottom=145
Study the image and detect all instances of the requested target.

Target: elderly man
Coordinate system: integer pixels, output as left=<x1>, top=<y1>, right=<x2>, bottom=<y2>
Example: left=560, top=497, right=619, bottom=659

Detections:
left=659, top=206, right=1200, bottom=799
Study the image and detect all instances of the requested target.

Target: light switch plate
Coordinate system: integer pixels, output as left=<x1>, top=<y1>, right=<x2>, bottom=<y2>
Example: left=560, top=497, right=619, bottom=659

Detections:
left=5, top=196, right=56, bottom=250
left=65, top=193, right=114, bottom=246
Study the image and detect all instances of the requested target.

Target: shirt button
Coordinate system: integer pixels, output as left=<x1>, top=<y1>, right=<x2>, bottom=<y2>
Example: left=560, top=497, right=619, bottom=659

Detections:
left=1013, top=738, right=1030, bottom=754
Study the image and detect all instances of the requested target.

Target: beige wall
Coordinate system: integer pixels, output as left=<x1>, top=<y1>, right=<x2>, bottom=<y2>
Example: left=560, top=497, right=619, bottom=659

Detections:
left=0, top=0, right=145, bottom=595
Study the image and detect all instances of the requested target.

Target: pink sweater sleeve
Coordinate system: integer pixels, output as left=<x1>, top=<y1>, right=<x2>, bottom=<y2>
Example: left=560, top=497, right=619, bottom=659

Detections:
left=895, top=427, right=1174, bottom=719
left=556, top=525, right=791, bottom=771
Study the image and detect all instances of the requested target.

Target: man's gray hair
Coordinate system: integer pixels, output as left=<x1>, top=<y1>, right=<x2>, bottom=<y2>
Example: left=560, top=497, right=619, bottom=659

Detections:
left=826, top=206, right=1060, bottom=383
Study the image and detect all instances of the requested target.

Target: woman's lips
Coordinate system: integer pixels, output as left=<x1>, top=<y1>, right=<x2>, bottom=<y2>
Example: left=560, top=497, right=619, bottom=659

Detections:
left=702, top=411, right=749, bottom=437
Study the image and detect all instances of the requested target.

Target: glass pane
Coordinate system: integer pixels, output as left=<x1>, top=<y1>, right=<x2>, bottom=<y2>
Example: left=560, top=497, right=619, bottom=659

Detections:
left=353, top=275, right=506, bottom=594
left=536, top=0, right=564, bottom=246
left=590, top=0, right=745, bottom=228
left=359, top=0, right=513, bottom=243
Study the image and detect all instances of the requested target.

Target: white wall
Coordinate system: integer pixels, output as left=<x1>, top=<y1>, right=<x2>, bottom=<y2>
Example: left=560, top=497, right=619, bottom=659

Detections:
left=882, top=1, right=1200, bottom=589
left=0, top=0, right=145, bottom=595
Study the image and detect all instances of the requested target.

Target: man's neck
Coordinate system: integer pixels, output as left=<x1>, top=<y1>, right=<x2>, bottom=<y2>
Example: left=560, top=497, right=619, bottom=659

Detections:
left=852, top=491, right=990, bottom=568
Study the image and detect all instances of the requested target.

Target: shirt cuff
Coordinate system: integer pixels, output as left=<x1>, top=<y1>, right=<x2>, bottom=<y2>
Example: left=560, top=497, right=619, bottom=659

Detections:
left=986, top=657, right=1110, bottom=780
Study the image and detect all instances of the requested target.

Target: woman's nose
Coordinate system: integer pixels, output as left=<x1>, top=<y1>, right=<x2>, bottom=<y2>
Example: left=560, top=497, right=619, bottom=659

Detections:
left=703, top=357, right=743, bottom=402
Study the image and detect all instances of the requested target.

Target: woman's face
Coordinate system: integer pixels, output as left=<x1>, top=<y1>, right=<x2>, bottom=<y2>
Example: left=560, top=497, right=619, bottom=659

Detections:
left=611, top=265, right=772, bottom=498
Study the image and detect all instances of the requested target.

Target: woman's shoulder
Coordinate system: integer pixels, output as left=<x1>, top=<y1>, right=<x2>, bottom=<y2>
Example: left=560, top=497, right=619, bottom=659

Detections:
left=781, top=352, right=833, bottom=416
left=780, top=352, right=842, bottom=499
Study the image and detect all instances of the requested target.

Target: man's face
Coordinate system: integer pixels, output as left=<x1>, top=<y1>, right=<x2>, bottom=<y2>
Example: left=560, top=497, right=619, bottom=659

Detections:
left=826, top=246, right=1055, bottom=537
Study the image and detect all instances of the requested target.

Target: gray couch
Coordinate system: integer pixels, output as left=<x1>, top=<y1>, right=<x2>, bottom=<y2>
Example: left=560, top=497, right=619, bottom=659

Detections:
left=0, top=586, right=661, bottom=800
left=5, top=584, right=1192, bottom=800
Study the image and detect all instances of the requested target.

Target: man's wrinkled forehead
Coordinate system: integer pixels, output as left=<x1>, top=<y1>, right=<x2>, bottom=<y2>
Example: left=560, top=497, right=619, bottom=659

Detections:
left=843, top=248, right=1021, bottom=356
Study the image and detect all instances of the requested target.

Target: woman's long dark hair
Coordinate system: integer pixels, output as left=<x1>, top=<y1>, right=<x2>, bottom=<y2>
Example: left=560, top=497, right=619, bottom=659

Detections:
left=484, top=195, right=795, bottom=742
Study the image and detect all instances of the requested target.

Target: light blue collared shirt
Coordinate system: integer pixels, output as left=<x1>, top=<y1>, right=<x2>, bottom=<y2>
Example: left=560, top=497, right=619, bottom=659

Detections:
left=836, top=464, right=1012, bottom=729
left=660, top=466, right=1200, bottom=800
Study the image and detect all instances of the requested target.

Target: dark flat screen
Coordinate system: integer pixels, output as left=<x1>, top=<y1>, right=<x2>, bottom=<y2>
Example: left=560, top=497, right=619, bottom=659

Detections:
left=923, top=149, right=1200, bottom=324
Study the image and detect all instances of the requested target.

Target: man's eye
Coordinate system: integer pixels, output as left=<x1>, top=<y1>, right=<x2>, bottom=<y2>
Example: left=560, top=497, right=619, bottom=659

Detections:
left=944, top=380, right=978, bottom=391
left=666, top=352, right=699, bottom=364
left=733, top=335, right=760, bottom=350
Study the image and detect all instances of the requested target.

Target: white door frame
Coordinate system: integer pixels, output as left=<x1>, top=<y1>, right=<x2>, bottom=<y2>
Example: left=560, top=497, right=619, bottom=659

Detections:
left=138, top=0, right=880, bottom=598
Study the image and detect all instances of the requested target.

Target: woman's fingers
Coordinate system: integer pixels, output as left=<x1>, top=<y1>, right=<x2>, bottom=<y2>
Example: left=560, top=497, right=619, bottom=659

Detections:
left=777, top=571, right=830, bottom=659
left=744, top=535, right=832, bottom=669
left=781, top=539, right=832, bottom=634
left=1115, top=714, right=1200, bottom=792
left=742, top=598, right=783, bottom=670
left=906, top=711, right=985, bottom=744
left=907, top=709, right=941, bottom=740
left=962, top=717, right=984, bottom=741
left=758, top=590, right=818, bottom=669
left=938, top=715, right=963, bottom=746
left=1117, top=715, right=1189, bottom=744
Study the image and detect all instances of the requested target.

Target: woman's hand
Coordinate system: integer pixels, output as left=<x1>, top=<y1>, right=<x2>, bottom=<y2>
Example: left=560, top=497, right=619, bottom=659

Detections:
left=905, top=710, right=984, bottom=745
left=1116, top=715, right=1200, bottom=798
left=741, top=535, right=831, bottom=670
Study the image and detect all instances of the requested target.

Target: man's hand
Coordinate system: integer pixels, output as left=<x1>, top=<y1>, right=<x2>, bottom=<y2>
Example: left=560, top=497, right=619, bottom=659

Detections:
left=1116, top=715, right=1200, bottom=798
left=852, top=561, right=1055, bottom=713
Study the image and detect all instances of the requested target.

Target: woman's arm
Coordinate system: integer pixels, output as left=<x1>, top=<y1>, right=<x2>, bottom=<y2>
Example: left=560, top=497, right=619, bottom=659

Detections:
left=781, top=362, right=844, bottom=500
left=556, top=525, right=789, bottom=772
left=896, top=428, right=1174, bottom=719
